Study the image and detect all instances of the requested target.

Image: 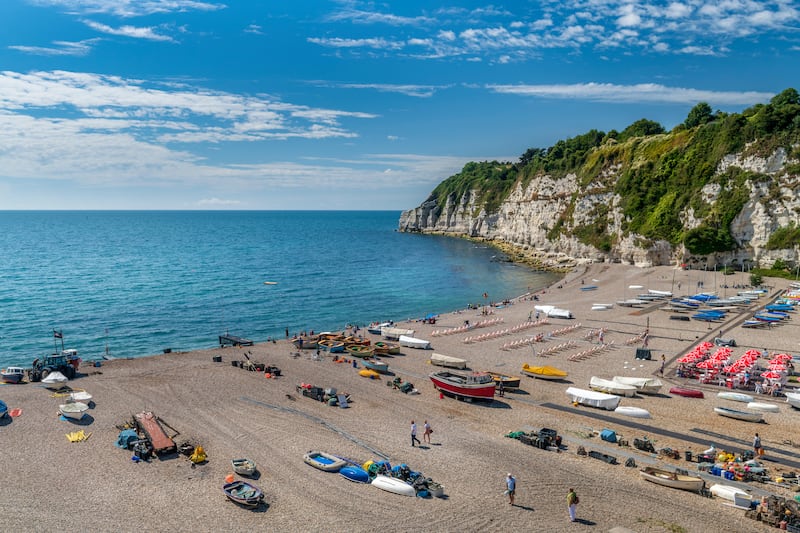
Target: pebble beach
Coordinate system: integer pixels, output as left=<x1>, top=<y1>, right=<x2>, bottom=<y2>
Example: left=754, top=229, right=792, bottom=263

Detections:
left=2, top=262, right=798, bottom=533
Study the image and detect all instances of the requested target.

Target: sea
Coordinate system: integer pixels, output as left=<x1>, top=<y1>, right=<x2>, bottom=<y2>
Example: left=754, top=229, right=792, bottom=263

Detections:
left=0, top=211, right=560, bottom=367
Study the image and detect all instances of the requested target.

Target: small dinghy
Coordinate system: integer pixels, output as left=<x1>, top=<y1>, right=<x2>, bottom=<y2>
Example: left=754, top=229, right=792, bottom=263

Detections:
left=709, top=483, right=749, bottom=502
left=69, top=391, right=93, bottom=403
left=717, top=392, right=753, bottom=403
left=303, top=451, right=346, bottom=472
left=746, top=401, right=779, bottom=413
left=486, top=371, right=521, bottom=389
left=714, top=406, right=763, bottom=423
left=371, top=475, right=415, bottom=497
left=640, top=467, right=704, bottom=492
left=42, top=371, right=69, bottom=390
left=222, top=480, right=264, bottom=508
left=669, top=387, right=704, bottom=398
left=339, top=465, right=370, bottom=483
left=614, top=406, right=651, bottom=418
left=59, top=401, right=89, bottom=420
left=231, top=458, right=257, bottom=477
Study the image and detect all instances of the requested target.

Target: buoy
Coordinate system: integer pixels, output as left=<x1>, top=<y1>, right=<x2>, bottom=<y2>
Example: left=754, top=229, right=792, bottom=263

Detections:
left=264, top=372, right=271, bottom=379
left=225, top=474, right=235, bottom=483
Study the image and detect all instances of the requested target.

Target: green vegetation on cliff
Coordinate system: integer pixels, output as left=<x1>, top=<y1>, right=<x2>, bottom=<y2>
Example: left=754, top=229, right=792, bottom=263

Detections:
left=423, top=88, right=800, bottom=254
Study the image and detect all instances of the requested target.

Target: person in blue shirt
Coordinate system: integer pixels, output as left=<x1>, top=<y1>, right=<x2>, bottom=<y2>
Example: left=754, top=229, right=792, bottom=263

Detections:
left=505, top=473, right=516, bottom=505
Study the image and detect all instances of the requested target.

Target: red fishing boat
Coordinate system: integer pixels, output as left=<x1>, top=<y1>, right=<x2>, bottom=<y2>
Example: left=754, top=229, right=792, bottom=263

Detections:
left=669, top=386, right=704, bottom=398
left=429, top=371, right=496, bottom=400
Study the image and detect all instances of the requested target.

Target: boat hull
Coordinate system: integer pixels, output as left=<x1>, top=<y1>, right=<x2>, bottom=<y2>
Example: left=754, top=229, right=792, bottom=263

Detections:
left=521, top=364, right=567, bottom=380
left=303, top=451, right=346, bottom=472
left=614, top=406, right=651, bottom=418
left=59, top=402, right=89, bottom=420
left=361, top=358, right=389, bottom=373
left=590, top=377, right=637, bottom=397
left=565, top=387, right=620, bottom=410
left=430, top=353, right=467, bottom=369
left=429, top=371, right=496, bottom=400
left=717, top=392, right=753, bottom=403
left=487, top=372, right=521, bottom=389
left=222, top=480, right=264, bottom=508
left=231, top=458, right=256, bottom=476
left=612, top=376, right=663, bottom=394
left=669, top=387, right=704, bottom=398
left=1, top=367, right=26, bottom=384
left=371, top=475, right=415, bottom=497
left=709, top=484, right=749, bottom=502
left=339, top=465, right=370, bottom=483
left=714, top=407, right=763, bottom=422
left=746, top=402, right=779, bottom=413
left=640, top=467, right=704, bottom=492
left=786, top=392, right=800, bottom=409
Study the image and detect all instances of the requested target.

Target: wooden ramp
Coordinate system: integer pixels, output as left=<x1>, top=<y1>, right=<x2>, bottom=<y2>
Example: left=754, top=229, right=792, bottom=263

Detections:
left=219, top=334, right=254, bottom=347
left=134, top=411, right=177, bottom=455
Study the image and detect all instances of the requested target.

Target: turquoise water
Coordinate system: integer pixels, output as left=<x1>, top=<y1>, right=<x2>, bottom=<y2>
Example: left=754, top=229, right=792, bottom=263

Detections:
left=0, top=211, right=559, bottom=366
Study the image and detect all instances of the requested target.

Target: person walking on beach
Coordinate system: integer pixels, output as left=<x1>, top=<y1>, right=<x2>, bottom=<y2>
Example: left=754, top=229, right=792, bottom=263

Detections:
left=423, top=420, right=432, bottom=443
left=567, top=487, right=579, bottom=522
left=505, top=473, right=516, bottom=505
left=754, top=433, right=764, bottom=457
left=660, top=354, right=666, bottom=376
left=410, top=420, right=421, bottom=447
left=498, top=380, right=505, bottom=397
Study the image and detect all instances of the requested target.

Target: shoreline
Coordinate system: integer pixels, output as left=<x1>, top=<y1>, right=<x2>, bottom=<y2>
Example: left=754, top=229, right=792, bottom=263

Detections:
left=1, top=261, right=796, bottom=532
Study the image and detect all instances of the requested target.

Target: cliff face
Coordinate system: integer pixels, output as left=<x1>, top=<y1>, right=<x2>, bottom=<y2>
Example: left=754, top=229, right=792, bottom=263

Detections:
left=399, top=146, right=799, bottom=268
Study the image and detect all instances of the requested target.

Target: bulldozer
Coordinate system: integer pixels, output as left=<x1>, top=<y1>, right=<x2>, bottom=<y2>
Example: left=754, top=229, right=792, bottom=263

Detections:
left=28, top=353, right=76, bottom=382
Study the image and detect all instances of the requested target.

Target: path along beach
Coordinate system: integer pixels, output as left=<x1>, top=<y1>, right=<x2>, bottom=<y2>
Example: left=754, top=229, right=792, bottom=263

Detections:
left=1, top=262, right=798, bottom=532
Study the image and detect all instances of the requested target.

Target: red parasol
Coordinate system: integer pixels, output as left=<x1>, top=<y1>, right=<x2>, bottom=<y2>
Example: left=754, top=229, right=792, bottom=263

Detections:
left=760, top=371, right=782, bottom=380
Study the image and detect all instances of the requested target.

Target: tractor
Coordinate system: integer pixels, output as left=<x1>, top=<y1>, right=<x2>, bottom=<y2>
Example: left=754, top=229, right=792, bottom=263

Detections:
left=28, top=353, right=76, bottom=382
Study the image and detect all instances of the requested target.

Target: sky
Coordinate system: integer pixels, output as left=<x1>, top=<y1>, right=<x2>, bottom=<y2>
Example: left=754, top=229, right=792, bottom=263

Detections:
left=0, top=1, right=797, bottom=210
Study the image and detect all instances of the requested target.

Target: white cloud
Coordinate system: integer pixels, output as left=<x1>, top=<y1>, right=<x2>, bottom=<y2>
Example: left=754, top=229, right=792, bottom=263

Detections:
left=29, top=0, right=225, bottom=18
left=665, top=2, right=692, bottom=19
left=244, top=24, right=263, bottom=35
left=196, top=198, right=244, bottom=207
left=486, top=82, right=774, bottom=105
left=8, top=39, right=99, bottom=56
left=307, top=37, right=403, bottom=50
left=82, top=19, right=175, bottom=41
left=325, top=82, right=446, bottom=98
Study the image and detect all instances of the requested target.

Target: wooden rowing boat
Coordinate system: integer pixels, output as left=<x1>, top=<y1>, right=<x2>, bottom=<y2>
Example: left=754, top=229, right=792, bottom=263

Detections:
left=486, top=371, right=521, bottom=389
left=640, top=467, right=704, bottom=492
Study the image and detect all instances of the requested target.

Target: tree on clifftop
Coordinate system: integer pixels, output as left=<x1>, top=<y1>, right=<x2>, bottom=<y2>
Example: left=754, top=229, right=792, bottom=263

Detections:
left=684, top=102, right=713, bottom=129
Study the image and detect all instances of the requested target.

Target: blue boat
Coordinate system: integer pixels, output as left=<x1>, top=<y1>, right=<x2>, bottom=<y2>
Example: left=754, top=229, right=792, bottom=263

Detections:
left=0, top=399, right=7, bottom=418
left=766, top=304, right=794, bottom=312
left=339, top=465, right=370, bottom=483
left=580, top=285, right=598, bottom=291
left=754, top=314, right=782, bottom=322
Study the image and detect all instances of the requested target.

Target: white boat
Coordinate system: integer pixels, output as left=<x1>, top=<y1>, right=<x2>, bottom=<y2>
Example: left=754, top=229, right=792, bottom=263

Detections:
left=714, top=406, right=764, bottom=423
left=429, top=352, right=467, bottom=369
left=617, top=299, right=646, bottom=307
left=380, top=327, right=415, bottom=341
left=709, top=484, right=749, bottom=502
left=231, top=458, right=257, bottom=476
left=1, top=366, right=26, bottom=384
left=786, top=392, right=800, bottom=409
left=371, top=475, right=415, bottom=497
left=648, top=289, right=673, bottom=297
left=589, top=376, right=637, bottom=397
left=41, top=371, right=69, bottom=389
left=546, top=308, right=573, bottom=319
left=59, top=401, right=89, bottom=420
left=398, top=335, right=431, bottom=349
left=628, top=285, right=644, bottom=290
left=69, top=391, right=93, bottom=403
left=614, top=406, right=651, bottom=418
left=747, top=401, right=779, bottom=413
left=565, top=387, right=621, bottom=410
left=640, top=467, right=704, bottom=492
left=612, top=376, right=663, bottom=395
left=717, top=392, right=754, bottom=403
left=591, top=303, right=613, bottom=311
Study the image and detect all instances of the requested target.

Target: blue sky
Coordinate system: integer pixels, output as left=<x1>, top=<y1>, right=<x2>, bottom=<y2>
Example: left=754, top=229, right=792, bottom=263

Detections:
left=0, top=0, right=797, bottom=210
